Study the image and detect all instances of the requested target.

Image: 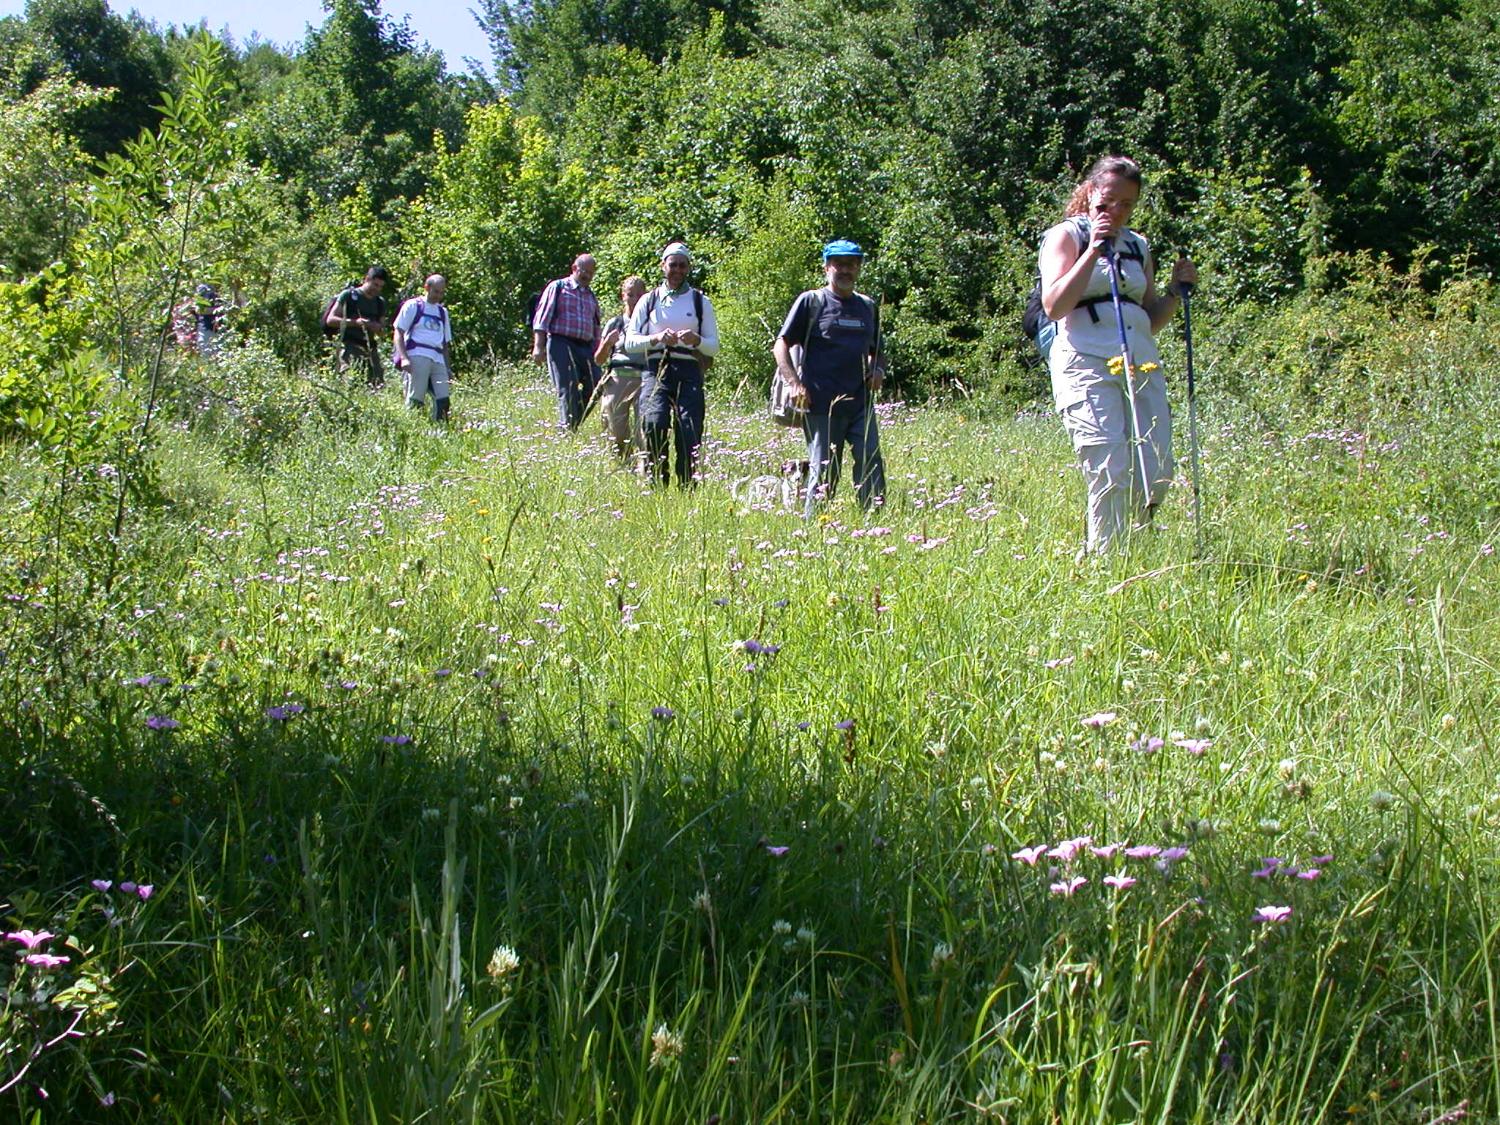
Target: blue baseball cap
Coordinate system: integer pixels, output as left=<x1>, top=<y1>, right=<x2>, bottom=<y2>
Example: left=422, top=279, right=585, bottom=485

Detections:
left=821, top=240, right=865, bottom=262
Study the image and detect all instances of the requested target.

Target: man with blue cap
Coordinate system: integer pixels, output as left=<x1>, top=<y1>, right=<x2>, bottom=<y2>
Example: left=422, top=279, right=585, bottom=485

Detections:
left=772, top=239, right=887, bottom=517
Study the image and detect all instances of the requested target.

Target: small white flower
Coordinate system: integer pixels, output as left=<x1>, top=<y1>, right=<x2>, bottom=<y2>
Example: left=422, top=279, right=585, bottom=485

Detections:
left=692, top=889, right=712, bottom=914
left=650, top=1023, right=684, bottom=1068
left=1370, top=789, right=1398, bottom=811
left=930, top=941, right=955, bottom=973
left=796, top=926, right=816, bottom=945
left=1277, top=758, right=1297, bottom=779
left=788, top=990, right=811, bottom=1009
left=772, top=919, right=792, bottom=936
left=487, top=945, right=520, bottom=979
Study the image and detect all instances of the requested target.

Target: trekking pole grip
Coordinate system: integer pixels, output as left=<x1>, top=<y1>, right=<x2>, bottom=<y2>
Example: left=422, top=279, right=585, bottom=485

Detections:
left=1174, top=246, right=1194, bottom=300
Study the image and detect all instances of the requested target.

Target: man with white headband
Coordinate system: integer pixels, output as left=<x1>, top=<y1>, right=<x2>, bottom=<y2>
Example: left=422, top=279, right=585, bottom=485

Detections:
left=625, top=242, right=720, bottom=486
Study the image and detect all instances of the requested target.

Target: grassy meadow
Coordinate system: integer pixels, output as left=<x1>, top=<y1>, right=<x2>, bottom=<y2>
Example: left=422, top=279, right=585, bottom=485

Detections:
left=4, top=343, right=1499, bottom=1122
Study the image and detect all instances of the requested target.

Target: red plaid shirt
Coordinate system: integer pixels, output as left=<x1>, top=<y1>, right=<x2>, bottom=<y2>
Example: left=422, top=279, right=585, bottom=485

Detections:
left=532, top=277, right=601, bottom=345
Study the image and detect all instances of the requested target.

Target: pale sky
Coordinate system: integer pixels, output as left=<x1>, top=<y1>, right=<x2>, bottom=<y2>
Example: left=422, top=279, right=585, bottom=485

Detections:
left=0, top=0, right=495, bottom=77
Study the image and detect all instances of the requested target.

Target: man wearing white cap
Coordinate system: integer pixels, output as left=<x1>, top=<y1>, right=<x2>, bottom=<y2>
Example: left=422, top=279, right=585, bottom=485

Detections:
left=772, top=239, right=887, bottom=517
left=625, top=242, right=720, bottom=486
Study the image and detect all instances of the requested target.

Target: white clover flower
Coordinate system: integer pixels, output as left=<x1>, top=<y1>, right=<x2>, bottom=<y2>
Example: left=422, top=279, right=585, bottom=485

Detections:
left=796, top=926, right=816, bottom=945
left=487, top=945, right=520, bottom=979
left=692, top=890, right=712, bottom=914
left=649, top=1023, right=684, bottom=1068
left=772, top=919, right=792, bottom=936
left=1370, top=789, right=1398, bottom=811
left=1257, top=818, right=1282, bottom=834
left=788, top=990, right=811, bottom=1009
left=930, top=941, right=955, bottom=973
left=1440, top=714, right=1457, bottom=732
left=1278, top=758, right=1297, bottom=779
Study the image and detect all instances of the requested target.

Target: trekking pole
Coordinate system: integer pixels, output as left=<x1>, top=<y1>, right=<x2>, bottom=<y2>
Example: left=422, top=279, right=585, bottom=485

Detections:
left=1102, top=242, right=1155, bottom=523
left=1177, top=251, right=1203, bottom=557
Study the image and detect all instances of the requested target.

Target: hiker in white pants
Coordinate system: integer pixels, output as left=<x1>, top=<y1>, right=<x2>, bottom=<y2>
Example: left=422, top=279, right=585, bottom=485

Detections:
left=1039, top=155, right=1197, bottom=554
left=393, top=275, right=453, bottom=423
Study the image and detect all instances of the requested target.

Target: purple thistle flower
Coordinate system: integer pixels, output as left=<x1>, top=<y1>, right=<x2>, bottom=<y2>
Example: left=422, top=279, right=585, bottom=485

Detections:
left=379, top=734, right=412, bottom=745
left=772, top=598, right=789, bottom=609
left=24, top=953, right=70, bottom=969
left=834, top=719, right=855, bottom=731
left=264, top=703, right=305, bottom=721
left=118, top=882, right=137, bottom=895
left=796, top=721, right=811, bottom=731
left=1251, top=858, right=1282, bottom=878
left=6, top=930, right=54, bottom=950
left=129, top=674, right=170, bottom=687
left=144, top=715, right=180, bottom=731
left=712, top=597, right=729, bottom=606
left=1252, top=905, right=1292, bottom=924
left=90, top=879, right=112, bottom=893
left=434, top=668, right=452, bottom=678
left=1130, top=736, right=1165, bottom=754
left=1011, top=845, right=1047, bottom=866
left=1310, top=854, right=1334, bottom=865
left=764, top=844, right=789, bottom=857
left=340, top=680, right=359, bottom=691
left=1174, top=738, right=1212, bottom=755
left=1081, top=711, right=1118, bottom=730
left=651, top=706, right=675, bottom=721
left=1296, top=868, right=1322, bottom=881
left=1049, top=875, right=1087, bottom=897
left=1160, top=846, right=1190, bottom=862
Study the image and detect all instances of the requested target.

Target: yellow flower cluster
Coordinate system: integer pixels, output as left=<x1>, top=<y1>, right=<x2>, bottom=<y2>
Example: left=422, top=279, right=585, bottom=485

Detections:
left=1105, top=356, right=1161, bottom=376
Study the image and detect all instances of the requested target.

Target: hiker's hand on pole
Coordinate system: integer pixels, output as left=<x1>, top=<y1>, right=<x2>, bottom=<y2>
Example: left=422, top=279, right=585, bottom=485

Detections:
left=678, top=328, right=701, bottom=348
left=867, top=365, right=885, bottom=395
left=1168, top=255, right=1199, bottom=297
left=1089, top=207, right=1121, bottom=255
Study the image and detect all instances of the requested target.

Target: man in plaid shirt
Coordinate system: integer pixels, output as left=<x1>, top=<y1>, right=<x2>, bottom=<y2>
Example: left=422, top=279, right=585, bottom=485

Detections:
left=531, top=254, right=603, bottom=431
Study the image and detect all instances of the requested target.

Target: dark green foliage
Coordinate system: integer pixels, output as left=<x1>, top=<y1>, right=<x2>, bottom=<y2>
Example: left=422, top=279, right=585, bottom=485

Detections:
left=240, top=0, right=469, bottom=210
left=0, top=0, right=173, bottom=156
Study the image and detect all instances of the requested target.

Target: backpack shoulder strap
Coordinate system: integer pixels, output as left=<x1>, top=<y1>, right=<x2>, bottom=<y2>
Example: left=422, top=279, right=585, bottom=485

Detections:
left=802, top=289, right=824, bottom=352
left=694, top=287, right=704, bottom=327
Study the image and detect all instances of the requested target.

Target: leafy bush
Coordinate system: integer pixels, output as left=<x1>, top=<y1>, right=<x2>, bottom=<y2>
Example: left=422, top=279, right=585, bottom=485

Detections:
left=159, top=336, right=362, bottom=467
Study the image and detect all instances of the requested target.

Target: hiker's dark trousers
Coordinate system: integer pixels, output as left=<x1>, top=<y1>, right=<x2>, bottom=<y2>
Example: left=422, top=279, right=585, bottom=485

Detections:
left=801, top=396, right=885, bottom=519
left=639, top=356, right=704, bottom=487
left=546, top=334, right=598, bottom=431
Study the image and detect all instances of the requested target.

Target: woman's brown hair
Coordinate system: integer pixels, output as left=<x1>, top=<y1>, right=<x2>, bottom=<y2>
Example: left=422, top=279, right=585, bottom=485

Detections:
left=1065, top=155, right=1143, bottom=217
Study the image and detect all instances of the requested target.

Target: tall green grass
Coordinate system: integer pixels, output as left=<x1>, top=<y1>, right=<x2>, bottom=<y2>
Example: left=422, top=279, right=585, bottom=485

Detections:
left=3, top=351, right=1497, bottom=1121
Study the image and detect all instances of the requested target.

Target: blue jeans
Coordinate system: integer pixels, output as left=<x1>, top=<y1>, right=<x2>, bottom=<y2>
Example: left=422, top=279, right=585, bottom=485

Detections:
left=639, top=356, right=705, bottom=486
left=802, top=397, right=885, bottom=518
left=546, top=335, right=599, bottom=431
